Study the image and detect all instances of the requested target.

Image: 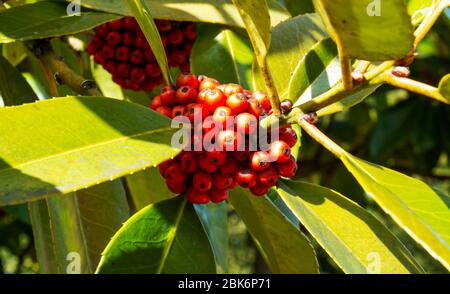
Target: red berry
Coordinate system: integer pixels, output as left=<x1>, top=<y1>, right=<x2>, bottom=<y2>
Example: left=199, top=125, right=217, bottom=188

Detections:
left=106, top=31, right=122, bottom=46
left=125, top=80, right=140, bottom=91
left=183, top=23, right=197, bottom=40
left=134, top=36, right=147, bottom=49
left=213, top=106, right=234, bottom=128
left=226, top=93, right=248, bottom=114
left=235, top=113, right=257, bottom=135
left=199, top=77, right=220, bottom=91
left=130, top=67, right=146, bottom=83
left=219, top=157, right=239, bottom=175
left=206, top=150, right=227, bottom=166
left=279, top=127, right=298, bottom=148
left=276, top=155, right=297, bottom=178
left=94, top=52, right=107, bottom=65
left=102, top=45, right=115, bottom=58
left=117, top=63, right=131, bottom=78
left=109, top=19, right=123, bottom=30
left=236, top=166, right=257, bottom=188
left=176, top=73, right=199, bottom=89
left=164, top=163, right=189, bottom=185
left=172, top=105, right=188, bottom=118
left=123, top=17, right=138, bottom=30
left=112, top=75, right=125, bottom=87
left=229, top=178, right=238, bottom=189
left=95, top=24, right=110, bottom=37
left=209, top=188, right=228, bottom=203
left=203, top=89, right=227, bottom=111
left=156, top=106, right=172, bottom=118
left=250, top=181, right=270, bottom=196
left=180, top=62, right=191, bottom=73
left=198, top=154, right=218, bottom=173
left=115, top=46, right=130, bottom=61
left=217, top=130, right=242, bottom=151
left=220, top=83, right=243, bottom=97
left=161, top=34, right=169, bottom=47
left=167, top=182, right=187, bottom=194
left=168, top=28, right=184, bottom=46
left=104, top=61, right=118, bottom=75
left=269, top=141, right=291, bottom=163
left=144, top=47, right=156, bottom=61
left=258, top=166, right=279, bottom=187
left=130, top=49, right=144, bottom=64
left=142, top=79, right=157, bottom=92
left=233, top=150, right=251, bottom=162
left=176, top=86, right=197, bottom=105
left=250, top=151, right=271, bottom=171
left=187, top=188, right=210, bottom=204
left=247, top=98, right=264, bottom=118
left=145, top=63, right=161, bottom=78
left=253, top=91, right=271, bottom=112
left=156, top=20, right=172, bottom=32
left=180, top=152, right=198, bottom=173
left=213, top=172, right=234, bottom=190
left=158, top=159, right=174, bottom=175
left=186, top=103, right=210, bottom=123
left=192, top=171, right=213, bottom=192
left=168, top=49, right=186, bottom=66
left=160, top=85, right=177, bottom=107
left=151, top=95, right=162, bottom=110
left=183, top=43, right=193, bottom=55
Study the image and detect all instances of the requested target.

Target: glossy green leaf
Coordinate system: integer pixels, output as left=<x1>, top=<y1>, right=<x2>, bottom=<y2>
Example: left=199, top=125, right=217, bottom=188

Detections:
left=313, top=0, right=414, bottom=61
left=0, top=1, right=121, bottom=43
left=126, top=167, right=177, bottom=209
left=127, top=0, right=172, bottom=85
left=195, top=202, right=229, bottom=274
left=80, top=0, right=290, bottom=27
left=0, top=97, right=180, bottom=205
left=340, top=153, right=450, bottom=270
left=96, top=197, right=216, bottom=274
left=0, top=54, right=38, bottom=105
left=284, top=0, right=315, bottom=16
left=438, top=74, right=450, bottom=100
left=90, top=58, right=124, bottom=100
left=229, top=187, right=319, bottom=274
left=191, top=25, right=254, bottom=89
left=278, top=180, right=424, bottom=274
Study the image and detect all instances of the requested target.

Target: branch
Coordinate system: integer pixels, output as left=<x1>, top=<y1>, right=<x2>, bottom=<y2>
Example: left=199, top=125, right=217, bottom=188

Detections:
left=386, top=74, right=450, bottom=104
left=259, top=58, right=281, bottom=116
left=27, top=40, right=101, bottom=96
left=339, top=54, right=353, bottom=90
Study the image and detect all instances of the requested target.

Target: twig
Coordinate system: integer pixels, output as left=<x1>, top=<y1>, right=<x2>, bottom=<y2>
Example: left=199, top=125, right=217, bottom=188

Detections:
left=339, top=54, right=353, bottom=90
left=298, top=120, right=345, bottom=159
left=27, top=40, right=101, bottom=96
left=259, top=58, right=281, bottom=116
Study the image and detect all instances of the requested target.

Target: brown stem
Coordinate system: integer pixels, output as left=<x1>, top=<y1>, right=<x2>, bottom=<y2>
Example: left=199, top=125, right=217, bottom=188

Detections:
left=27, top=40, right=101, bottom=96
left=339, top=54, right=353, bottom=90
left=259, top=58, right=281, bottom=116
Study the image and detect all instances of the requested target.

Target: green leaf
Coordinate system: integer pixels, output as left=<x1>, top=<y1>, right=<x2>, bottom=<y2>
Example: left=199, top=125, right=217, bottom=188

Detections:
left=2, top=42, right=27, bottom=66
left=191, top=25, right=254, bottom=89
left=0, top=1, right=121, bottom=43
left=278, top=180, right=424, bottom=274
left=340, top=153, right=450, bottom=270
left=407, top=0, right=433, bottom=25
left=80, top=0, right=290, bottom=27
left=438, top=74, right=450, bottom=100
left=229, top=187, right=319, bottom=273
left=253, top=14, right=330, bottom=100
left=313, top=0, right=415, bottom=61
left=126, top=0, right=172, bottom=85
left=126, top=167, right=177, bottom=210
left=90, top=57, right=125, bottom=100
left=96, top=197, right=216, bottom=274
left=194, top=202, right=229, bottom=274
left=284, top=0, right=315, bottom=16
left=30, top=181, right=130, bottom=273
left=0, top=54, right=38, bottom=105
left=0, top=97, right=180, bottom=205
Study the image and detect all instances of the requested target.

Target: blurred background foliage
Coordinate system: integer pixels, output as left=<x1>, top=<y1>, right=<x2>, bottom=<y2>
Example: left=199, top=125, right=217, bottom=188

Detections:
left=0, top=0, right=449, bottom=274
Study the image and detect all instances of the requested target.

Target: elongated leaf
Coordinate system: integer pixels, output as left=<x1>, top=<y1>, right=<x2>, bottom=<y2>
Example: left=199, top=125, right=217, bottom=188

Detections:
left=127, top=0, right=172, bottom=85
left=312, top=0, right=414, bottom=61
left=0, top=97, right=180, bottom=205
left=340, top=154, right=450, bottom=270
left=96, top=197, right=216, bottom=273
left=0, top=1, right=121, bottom=43
left=195, top=202, right=229, bottom=274
left=439, top=74, right=450, bottom=100
left=229, top=187, right=319, bottom=273
left=278, top=180, right=424, bottom=274
left=0, top=54, right=38, bottom=105
left=191, top=25, right=254, bottom=89
left=79, top=0, right=290, bottom=27
left=90, top=58, right=125, bottom=100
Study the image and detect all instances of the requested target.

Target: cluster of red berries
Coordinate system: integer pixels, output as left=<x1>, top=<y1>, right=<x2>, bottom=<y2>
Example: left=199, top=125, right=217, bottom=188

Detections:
left=87, top=18, right=196, bottom=92
left=153, top=73, right=299, bottom=204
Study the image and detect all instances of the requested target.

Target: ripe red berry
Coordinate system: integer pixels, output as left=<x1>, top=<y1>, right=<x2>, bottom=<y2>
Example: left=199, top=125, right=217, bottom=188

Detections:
left=130, top=67, right=146, bottom=83
left=183, top=43, right=193, bottom=55
left=226, top=93, right=248, bottom=114
left=250, top=181, right=270, bottom=196
left=134, top=36, right=148, bottom=49
left=168, top=49, right=186, bottom=66
left=213, top=106, right=234, bottom=127
left=94, top=52, right=107, bottom=65
left=176, top=73, right=199, bottom=89
left=209, top=188, right=228, bottom=203
left=106, top=31, right=122, bottom=46
left=183, top=23, right=197, bottom=40
left=104, top=61, right=118, bottom=75
left=102, top=45, right=115, bottom=58
left=279, top=127, right=298, bottom=148
left=186, top=103, right=210, bottom=122
left=145, top=63, right=161, bottom=78
left=253, top=91, right=271, bottom=112
left=203, top=89, right=227, bottom=111
left=219, top=157, right=239, bottom=175
left=199, top=77, right=220, bottom=92
left=180, top=62, right=191, bottom=73
left=176, top=86, right=197, bottom=105
left=115, top=46, right=130, bottom=61
left=172, top=105, right=188, bottom=118
left=109, top=19, right=123, bottom=30
left=125, top=80, right=140, bottom=91
left=247, top=98, right=264, bottom=118
left=164, top=163, right=189, bottom=185
left=117, top=62, right=131, bottom=78
left=187, top=188, right=210, bottom=204
left=151, top=95, right=162, bottom=110
left=143, top=47, right=156, bottom=61
left=198, top=154, right=218, bottom=173
left=213, top=172, right=234, bottom=190
left=233, top=150, right=251, bottom=162
left=269, top=141, right=291, bottom=163
left=169, top=28, right=184, bottom=46
left=220, top=83, right=243, bottom=97
left=112, top=75, right=125, bottom=87
left=179, top=152, right=198, bottom=173
left=130, top=49, right=144, bottom=64
left=276, top=155, right=297, bottom=178
left=217, top=130, right=242, bottom=151
left=95, top=24, right=110, bottom=37
left=123, top=17, right=137, bottom=30
left=236, top=166, right=257, bottom=188
left=258, top=166, right=279, bottom=187
left=142, top=79, right=157, bottom=92
left=155, top=19, right=172, bottom=32
left=160, top=85, right=177, bottom=107
left=229, top=178, right=238, bottom=189
left=235, top=113, right=257, bottom=135
left=206, top=150, right=227, bottom=166
left=156, top=106, right=172, bottom=118
left=250, top=151, right=271, bottom=171
left=167, top=182, right=187, bottom=194
left=158, top=159, right=174, bottom=175
left=192, top=171, right=213, bottom=192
